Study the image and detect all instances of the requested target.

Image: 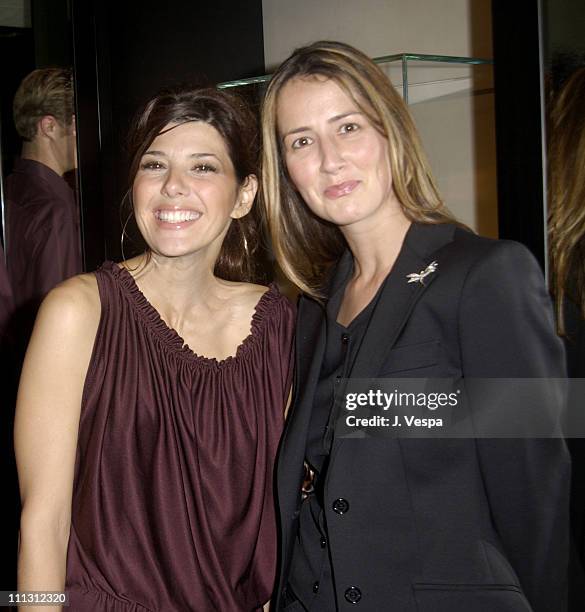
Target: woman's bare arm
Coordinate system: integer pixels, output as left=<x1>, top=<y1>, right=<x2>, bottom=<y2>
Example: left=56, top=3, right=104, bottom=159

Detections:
left=14, top=275, right=100, bottom=610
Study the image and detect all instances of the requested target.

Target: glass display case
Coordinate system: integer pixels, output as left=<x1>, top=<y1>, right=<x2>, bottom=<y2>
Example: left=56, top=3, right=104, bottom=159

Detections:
left=218, top=52, right=492, bottom=101
left=218, top=53, right=496, bottom=237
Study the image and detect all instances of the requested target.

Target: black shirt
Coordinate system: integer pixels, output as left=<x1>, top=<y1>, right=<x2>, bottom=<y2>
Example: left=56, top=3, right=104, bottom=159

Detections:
left=288, top=269, right=387, bottom=611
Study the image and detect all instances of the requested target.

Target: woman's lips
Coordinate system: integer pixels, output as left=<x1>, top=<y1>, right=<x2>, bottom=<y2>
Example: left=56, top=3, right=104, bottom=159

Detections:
left=154, top=209, right=202, bottom=227
left=324, top=180, right=360, bottom=199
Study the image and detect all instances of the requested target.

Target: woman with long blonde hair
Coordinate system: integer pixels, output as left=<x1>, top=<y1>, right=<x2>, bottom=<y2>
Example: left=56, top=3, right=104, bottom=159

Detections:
left=262, top=40, right=568, bottom=612
left=549, top=66, right=585, bottom=343
left=548, top=65, right=585, bottom=611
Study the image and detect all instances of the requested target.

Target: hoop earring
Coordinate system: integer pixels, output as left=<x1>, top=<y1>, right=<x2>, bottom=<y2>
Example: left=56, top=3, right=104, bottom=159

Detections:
left=232, top=217, right=248, bottom=257
left=119, top=191, right=151, bottom=273
left=120, top=209, right=134, bottom=263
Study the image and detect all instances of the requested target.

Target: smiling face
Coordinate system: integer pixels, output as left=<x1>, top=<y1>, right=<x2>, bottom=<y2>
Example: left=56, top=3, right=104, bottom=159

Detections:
left=277, top=76, right=404, bottom=232
left=132, top=120, right=256, bottom=260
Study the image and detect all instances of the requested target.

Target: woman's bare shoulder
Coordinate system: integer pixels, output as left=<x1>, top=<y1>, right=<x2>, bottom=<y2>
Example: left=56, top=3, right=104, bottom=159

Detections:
left=220, top=280, right=270, bottom=310
left=241, top=281, right=271, bottom=302
left=44, top=272, right=99, bottom=309
left=34, top=273, right=101, bottom=341
left=17, top=275, right=100, bottom=423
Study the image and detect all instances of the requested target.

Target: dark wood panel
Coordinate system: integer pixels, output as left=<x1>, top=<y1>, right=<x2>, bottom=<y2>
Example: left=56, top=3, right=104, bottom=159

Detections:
left=491, top=0, right=547, bottom=269
left=72, top=0, right=265, bottom=268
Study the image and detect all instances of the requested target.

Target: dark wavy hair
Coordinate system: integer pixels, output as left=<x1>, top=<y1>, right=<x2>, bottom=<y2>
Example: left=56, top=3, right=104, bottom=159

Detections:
left=126, top=87, right=263, bottom=283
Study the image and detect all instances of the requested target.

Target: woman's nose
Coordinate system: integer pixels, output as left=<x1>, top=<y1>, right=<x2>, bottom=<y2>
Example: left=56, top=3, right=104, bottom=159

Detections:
left=161, top=167, right=189, bottom=197
left=319, top=138, right=345, bottom=173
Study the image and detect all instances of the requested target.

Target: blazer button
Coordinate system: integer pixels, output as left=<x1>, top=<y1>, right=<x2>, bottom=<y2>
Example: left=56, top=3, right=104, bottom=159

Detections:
left=312, top=581, right=320, bottom=593
left=341, top=333, right=350, bottom=345
left=344, top=586, right=362, bottom=604
left=320, top=536, right=327, bottom=548
left=332, top=498, right=350, bottom=514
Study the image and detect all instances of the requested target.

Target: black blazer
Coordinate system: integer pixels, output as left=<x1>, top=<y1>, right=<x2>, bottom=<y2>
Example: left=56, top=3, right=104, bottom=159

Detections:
left=275, top=223, right=569, bottom=612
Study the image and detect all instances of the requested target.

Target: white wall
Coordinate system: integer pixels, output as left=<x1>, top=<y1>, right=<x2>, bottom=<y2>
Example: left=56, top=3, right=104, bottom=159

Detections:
left=262, top=0, right=497, bottom=237
left=263, top=0, right=492, bottom=69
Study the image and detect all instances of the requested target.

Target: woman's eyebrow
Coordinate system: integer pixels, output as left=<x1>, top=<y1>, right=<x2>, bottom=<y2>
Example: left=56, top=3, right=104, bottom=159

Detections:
left=282, top=111, right=363, bottom=139
left=189, top=153, right=221, bottom=160
left=282, top=126, right=311, bottom=139
left=328, top=111, right=362, bottom=123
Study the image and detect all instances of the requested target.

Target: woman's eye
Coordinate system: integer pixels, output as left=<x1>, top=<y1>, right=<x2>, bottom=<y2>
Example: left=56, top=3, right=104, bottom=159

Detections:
left=193, top=163, right=217, bottom=173
left=291, top=136, right=312, bottom=150
left=340, top=122, right=359, bottom=134
left=140, top=160, right=165, bottom=170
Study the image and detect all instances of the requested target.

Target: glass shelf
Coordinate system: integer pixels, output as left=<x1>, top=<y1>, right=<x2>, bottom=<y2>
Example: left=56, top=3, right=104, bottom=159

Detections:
left=217, top=52, right=493, bottom=106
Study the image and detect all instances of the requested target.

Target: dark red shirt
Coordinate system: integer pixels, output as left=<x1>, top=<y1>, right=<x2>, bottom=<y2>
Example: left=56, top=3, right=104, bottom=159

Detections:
left=66, top=263, right=295, bottom=611
left=0, top=243, right=14, bottom=340
left=5, top=158, right=82, bottom=312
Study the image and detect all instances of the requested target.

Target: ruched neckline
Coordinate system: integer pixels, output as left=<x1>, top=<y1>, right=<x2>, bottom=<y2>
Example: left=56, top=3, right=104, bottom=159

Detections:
left=101, top=260, right=279, bottom=370
left=66, top=260, right=295, bottom=610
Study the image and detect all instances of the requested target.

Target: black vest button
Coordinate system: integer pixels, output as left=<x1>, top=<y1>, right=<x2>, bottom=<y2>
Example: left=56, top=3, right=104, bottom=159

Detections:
left=320, top=536, right=327, bottom=548
left=344, top=586, right=362, bottom=604
left=332, top=498, right=350, bottom=514
left=312, top=581, right=320, bottom=594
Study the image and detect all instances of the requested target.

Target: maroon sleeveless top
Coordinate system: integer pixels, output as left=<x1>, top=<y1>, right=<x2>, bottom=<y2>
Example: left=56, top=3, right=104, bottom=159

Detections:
left=65, top=262, right=295, bottom=611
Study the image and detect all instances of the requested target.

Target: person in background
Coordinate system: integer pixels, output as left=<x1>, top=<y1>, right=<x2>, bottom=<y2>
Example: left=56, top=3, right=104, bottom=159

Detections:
left=15, top=87, right=294, bottom=611
left=261, top=40, right=569, bottom=612
left=3, top=68, right=80, bottom=591
left=5, top=67, right=81, bottom=342
left=548, top=64, right=585, bottom=612
left=0, top=241, right=19, bottom=593
left=0, top=243, right=14, bottom=339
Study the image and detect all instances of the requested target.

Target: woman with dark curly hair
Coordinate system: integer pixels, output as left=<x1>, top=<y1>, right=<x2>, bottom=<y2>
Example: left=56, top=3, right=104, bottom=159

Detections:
left=15, top=87, right=294, bottom=611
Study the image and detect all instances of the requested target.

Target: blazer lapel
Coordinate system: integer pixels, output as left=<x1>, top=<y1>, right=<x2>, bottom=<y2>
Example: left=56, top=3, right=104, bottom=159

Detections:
left=350, top=222, right=455, bottom=378
left=278, top=295, right=325, bottom=465
left=279, top=251, right=353, bottom=448
left=276, top=252, right=353, bottom=514
left=276, top=225, right=456, bottom=574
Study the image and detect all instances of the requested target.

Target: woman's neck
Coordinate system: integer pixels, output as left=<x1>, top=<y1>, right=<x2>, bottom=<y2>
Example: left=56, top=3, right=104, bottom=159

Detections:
left=342, top=210, right=411, bottom=284
left=125, top=251, right=226, bottom=315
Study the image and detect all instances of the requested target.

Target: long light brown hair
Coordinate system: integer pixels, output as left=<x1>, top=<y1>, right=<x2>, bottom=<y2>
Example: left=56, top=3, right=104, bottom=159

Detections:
left=260, top=41, right=457, bottom=297
left=548, top=66, right=585, bottom=334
